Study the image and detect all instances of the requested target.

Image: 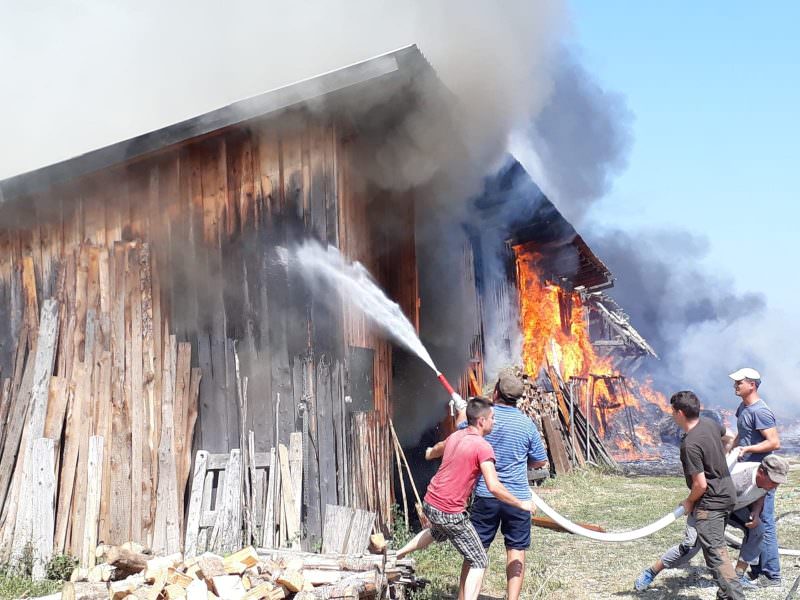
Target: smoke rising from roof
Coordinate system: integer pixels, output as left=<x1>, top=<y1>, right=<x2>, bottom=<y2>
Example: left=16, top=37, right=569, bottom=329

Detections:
left=590, top=228, right=799, bottom=418
left=514, top=47, right=633, bottom=224
left=0, top=0, right=565, bottom=185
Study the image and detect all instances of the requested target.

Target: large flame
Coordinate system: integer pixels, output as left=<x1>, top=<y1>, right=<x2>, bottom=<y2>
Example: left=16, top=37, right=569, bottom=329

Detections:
left=515, top=247, right=667, bottom=460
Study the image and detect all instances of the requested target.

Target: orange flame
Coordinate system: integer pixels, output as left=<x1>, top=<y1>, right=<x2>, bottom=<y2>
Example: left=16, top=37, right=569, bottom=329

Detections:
left=515, top=247, right=667, bottom=460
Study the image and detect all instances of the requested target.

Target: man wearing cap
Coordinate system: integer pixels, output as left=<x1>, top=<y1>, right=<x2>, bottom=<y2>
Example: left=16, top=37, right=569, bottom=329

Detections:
left=634, top=453, right=790, bottom=591
left=728, top=367, right=783, bottom=587
left=397, top=397, right=534, bottom=600
left=426, top=370, right=548, bottom=600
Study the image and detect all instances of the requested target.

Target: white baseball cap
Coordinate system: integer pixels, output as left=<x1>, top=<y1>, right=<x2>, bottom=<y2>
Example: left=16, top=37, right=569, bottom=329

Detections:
left=729, top=367, right=761, bottom=381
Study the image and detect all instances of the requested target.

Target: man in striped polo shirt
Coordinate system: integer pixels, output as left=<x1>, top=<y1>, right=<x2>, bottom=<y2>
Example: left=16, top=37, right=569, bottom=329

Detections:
left=425, top=370, right=548, bottom=600
left=468, top=370, right=548, bottom=600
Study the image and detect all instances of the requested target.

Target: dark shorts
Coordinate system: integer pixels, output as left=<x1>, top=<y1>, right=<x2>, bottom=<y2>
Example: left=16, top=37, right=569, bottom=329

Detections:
left=423, top=502, right=488, bottom=568
left=470, top=495, right=531, bottom=550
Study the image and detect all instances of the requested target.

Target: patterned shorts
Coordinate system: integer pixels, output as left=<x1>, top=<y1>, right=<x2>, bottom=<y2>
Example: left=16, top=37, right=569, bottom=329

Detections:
left=423, top=501, right=488, bottom=568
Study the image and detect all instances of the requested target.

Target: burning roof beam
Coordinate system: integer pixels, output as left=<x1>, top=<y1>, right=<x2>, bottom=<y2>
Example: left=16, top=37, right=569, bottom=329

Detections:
left=586, top=291, right=658, bottom=359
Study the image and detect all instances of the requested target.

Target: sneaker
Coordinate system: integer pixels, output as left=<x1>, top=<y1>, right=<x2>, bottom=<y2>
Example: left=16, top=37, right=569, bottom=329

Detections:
left=634, top=568, right=657, bottom=591
left=756, top=575, right=782, bottom=588
left=736, top=575, right=758, bottom=589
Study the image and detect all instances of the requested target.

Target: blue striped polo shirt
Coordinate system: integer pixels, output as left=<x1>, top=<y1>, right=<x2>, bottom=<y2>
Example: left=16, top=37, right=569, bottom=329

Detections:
left=459, top=403, right=547, bottom=500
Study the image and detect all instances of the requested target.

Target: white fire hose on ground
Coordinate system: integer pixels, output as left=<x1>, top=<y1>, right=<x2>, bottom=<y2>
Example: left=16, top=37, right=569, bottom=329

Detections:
left=526, top=449, right=800, bottom=555
left=529, top=487, right=685, bottom=541
left=530, top=487, right=800, bottom=555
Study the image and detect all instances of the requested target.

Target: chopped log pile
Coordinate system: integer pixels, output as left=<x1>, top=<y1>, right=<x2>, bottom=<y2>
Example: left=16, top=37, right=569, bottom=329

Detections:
left=61, top=543, right=421, bottom=600
left=514, top=366, right=619, bottom=474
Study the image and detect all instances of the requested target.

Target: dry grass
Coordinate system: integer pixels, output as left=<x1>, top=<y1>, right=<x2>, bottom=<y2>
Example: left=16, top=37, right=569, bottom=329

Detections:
left=404, top=457, right=800, bottom=599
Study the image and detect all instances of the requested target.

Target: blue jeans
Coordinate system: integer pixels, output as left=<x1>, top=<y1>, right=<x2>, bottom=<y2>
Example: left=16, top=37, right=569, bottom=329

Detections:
left=751, top=488, right=780, bottom=579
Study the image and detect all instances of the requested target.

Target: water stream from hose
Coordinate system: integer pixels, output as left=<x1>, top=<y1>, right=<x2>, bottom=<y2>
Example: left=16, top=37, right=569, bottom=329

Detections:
left=293, top=241, right=438, bottom=374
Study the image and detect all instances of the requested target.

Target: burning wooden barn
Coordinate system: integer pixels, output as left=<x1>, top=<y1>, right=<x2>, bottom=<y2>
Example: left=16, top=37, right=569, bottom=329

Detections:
left=0, top=45, right=484, bottom=575
left=468, top=159, right=667, bottom=469
left=0, top=40, right=665, bottom=589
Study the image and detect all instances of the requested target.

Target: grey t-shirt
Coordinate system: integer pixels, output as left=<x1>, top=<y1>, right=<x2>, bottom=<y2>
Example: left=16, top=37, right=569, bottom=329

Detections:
left=730, top=462, right=766, bottom=511
left=736, top=399, right=777, bottom=462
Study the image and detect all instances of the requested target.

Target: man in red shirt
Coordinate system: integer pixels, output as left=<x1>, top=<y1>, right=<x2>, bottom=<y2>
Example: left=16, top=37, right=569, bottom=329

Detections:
left=397, top=397, right=533, bottom=600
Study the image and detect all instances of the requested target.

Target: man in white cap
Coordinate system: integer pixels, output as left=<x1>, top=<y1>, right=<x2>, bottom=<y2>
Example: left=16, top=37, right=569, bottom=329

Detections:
left=728, top=367, right=782, bottom=587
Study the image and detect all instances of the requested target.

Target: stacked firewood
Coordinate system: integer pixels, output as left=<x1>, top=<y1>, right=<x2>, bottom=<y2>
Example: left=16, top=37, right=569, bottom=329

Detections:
left=61, top=543, right=420, bottom=600
left=512, top=366, right=618, bottom=474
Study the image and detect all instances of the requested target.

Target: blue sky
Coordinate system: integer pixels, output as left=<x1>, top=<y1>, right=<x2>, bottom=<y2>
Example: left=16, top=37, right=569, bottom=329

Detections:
left=569, top=2, right=799, bottom=313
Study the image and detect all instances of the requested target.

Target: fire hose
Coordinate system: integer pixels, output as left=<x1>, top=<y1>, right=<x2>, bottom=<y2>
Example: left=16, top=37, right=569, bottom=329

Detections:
left=433, top=372, right=800, bottom=553
left=529, top=488, right=686, bottom=541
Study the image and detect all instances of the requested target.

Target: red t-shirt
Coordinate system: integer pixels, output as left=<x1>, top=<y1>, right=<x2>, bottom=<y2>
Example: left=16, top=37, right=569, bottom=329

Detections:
left=424, top=427, right=496, bottom=513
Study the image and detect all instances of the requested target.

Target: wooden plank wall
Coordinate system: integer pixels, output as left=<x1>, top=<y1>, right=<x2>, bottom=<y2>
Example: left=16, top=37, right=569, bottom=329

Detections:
left=335, top=140, right=418, bottom=531
left=0, top=109, right=418, bottom=550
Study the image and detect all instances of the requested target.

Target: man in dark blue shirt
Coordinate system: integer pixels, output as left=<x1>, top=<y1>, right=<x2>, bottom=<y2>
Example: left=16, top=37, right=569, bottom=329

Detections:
left=729, top=367, right=782, bottom=587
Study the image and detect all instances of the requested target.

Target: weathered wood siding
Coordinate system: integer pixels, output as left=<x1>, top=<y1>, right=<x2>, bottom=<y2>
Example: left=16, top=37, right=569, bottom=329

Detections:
left=0, top=108, right=416, bottom=546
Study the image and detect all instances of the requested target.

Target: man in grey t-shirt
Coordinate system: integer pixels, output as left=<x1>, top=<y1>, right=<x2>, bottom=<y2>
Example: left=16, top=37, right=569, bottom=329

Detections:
left=634, top=455, right=790, bottom=592
left=729, top=367, right=782, bottom=586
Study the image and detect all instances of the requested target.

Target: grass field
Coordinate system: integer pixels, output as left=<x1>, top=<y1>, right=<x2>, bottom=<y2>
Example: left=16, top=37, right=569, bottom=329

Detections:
left=401, top=459, right=800, bottom=599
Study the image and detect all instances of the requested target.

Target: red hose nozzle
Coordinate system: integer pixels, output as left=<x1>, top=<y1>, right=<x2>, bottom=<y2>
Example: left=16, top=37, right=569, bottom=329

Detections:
left=436, top=372, right=456, bottom=396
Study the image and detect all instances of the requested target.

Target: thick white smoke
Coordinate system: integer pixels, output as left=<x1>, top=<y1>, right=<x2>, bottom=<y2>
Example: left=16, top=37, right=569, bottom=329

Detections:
left=0, top=0, right=565, bottom=182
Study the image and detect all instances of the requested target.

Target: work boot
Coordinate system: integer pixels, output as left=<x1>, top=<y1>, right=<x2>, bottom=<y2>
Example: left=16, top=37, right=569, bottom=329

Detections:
left=634, top=567, right=657, bottom=591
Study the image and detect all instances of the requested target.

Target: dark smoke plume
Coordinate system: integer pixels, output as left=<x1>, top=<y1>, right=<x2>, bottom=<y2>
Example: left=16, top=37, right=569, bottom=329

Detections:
left=516, top=47, right=633, bottom=224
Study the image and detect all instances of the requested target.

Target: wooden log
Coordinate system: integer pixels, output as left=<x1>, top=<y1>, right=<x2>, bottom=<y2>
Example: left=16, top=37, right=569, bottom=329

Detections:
left=276, top=569, right=304, bottom=593
left=128, top=245, right=144, bottom=545
left=31, top=437, right=56, bottom=580
left=0, top=379, right=10, bottom=449
left=344, top=509, right=375, bottom=555
left=0, top=340, right=35, bottom=511
left=104, top=546, right=151, bottom=576
left=138, top=243, right=158, bottom=546
left=277, top=444, right=299, bottom=547
left=541, top=415, right=571, bottom=476
left=262, top=448, right=276, bottom=549
left=68, top=357, right=93, bottom=557
left=212, top=575, right=246, bottom=600
left=288, top=432, right=303, bottom=531
left=21, top=255, right=39, bottom=337
left=109, top=574, right=146, bottom=600
left=209, top=450, right=242, bottom=554
left=153, top=335, right=181, bottom=555
left=321, top=505, right=353, bottom=554
left=61, top=581, right=110, bottom=600
left=44, top=376, right=69, bottom=439
left=82, top=436, right=104, bottom=569
left=95, top=351, right=113, bottom=546
left=531, top=515, right=606, bottom=534
left=184, top=451, right=209, bottom=559
left=7, top=300, right=59, bottom=562
left=109, top=242, right=131, bottom=547
left=186, top=579, right=208, bottom=600
left=173, top=342, right=192, bottom=530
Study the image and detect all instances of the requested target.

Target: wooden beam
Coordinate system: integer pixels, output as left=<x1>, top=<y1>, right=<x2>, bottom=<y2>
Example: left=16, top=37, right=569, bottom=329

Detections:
left=30, top=437, right=56, bottom=580
left=81, top=435, right=104, bottom=569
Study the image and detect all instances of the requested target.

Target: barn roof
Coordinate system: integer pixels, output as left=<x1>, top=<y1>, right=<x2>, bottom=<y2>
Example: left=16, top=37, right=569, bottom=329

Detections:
left=0, top=45, right=432, bottom=202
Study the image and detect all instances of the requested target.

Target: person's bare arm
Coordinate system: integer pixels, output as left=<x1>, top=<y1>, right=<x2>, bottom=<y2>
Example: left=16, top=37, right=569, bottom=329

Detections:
left=479, top=460, right=533, bottom=513
left=425, top=440, right=446, bottom=461
left=527, top=458, right=548, bottom=469
left=746, top=496, right=766, bottom=529
left=740, top=427, right=780, bottom=457
left=682, top=471, right=707, bottom=515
